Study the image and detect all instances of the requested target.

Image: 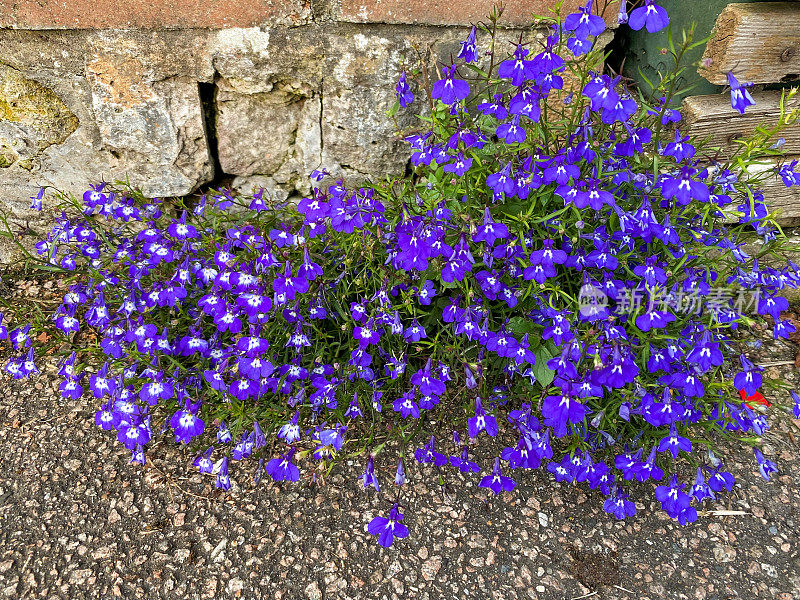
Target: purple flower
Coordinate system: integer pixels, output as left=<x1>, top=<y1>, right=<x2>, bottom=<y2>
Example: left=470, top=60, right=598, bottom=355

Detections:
left=170, top=406, right=205, bottom=444
left=458, top=26, right=478, bottom=63
left=474, top=208, right=509, bottom=246
left=130, top=444, right=146, bottom=465
left=542, top=392, right=587, bottom=438
left=660, top=167, right=710, bottom=205
left=603, top=488, right=637, bottom=519
left=404, top=320, right=427, bottom=342
left=414, top=436, right=447, bottom=466
left=60, top=375, right=84, bottom=400
left=450, top=446, right=481, bottom=474
left=496, top=115, right=527, bottom=144
left=657, top=424, right=692, bottom=459
left=30, top=187, right=44, bottom=211
left=754, top=448, right=778, bottom=481
left=479, top=457, right=516, bottom=495
left=215, top=457, right=231, bottom=490
left=361, top=455, right=380, bottom=491
left=354, top=319, right=381, bottom=348
left=468, top=397, right=499, bottom=439
left=94, top=403, right=115, bottom=431
left=139, top=379, right=175, bottom=405
left=368, top=504, right=409, bottom=547
left=654, top=474, right=696, bottom=523
left=278, top=412, right=302, bottom=444
left=117, top=417, right=151, bottom=451
left=628, top=0, right=669, bottom=33
left=690, top=467, right=715, bottom=503
left=617, top=0, right=629, bottom=24
left=194, top=447, right=215, bottom=474
left=443, top=152, right=474, bottom=177
left=432, top=65, right=470, bottom=105
left=416, top=279, right=436, bottom=306
left=498, top=45, right=537, bottom=86
left=727, top=71, right=756, bottom=114
left=266, top=448, right=300, bottom=482
left=708, top=467, right=735, bottom=493
left=564, top=0, right=605, bottom=39
left=410, top=359, right=446, bottom=397
left=734, top=355, right=763, bottom=396
left=394, top=457, right=407, bottom=485
left=396, top=71, right=414, bottom=107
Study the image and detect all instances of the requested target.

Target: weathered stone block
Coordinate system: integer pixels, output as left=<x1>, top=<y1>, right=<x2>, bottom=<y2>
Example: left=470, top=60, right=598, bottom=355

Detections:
left=211, top=27, right=324, bottom=196
left=0, top=29, right=215, bottom=216
left=0, top=63, right=78, bottom=170
left=86, top=35, right=214, bottom=196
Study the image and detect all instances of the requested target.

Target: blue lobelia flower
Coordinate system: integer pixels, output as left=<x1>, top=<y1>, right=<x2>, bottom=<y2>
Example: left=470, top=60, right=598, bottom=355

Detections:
left=278, top=411, right=302, bottom=444
left=754, top=448, right=778, bottom=481
left=474, top=208, right=510, bottom=246
left=395, top=71, right=414, bottom=108
left=266, top=448, right=300, bottom=482
left=432, top=65, right=470, bottom=105
left=194, top=447, right=215, bottom=474
left=542, top=390, right=587, bottom=438
left=617, top=0, right=629, bottom=24
left=394, top=457, right=406, bottom=486
left=368, top=504, right=409, bottom=548
left=734, top=355, right=763, bottom=396
left=564, top=0, right=606, bottom=40
left=170, top=403, right=205, bottom=444
left=468, top=397, right=499, bottom=439
left=628, top=0, right=669, bottom=33
left=690, top=467, right=715, bottom=503
left=360, top=455, right=380, bottom=491
left=603, top=487, right=637, bottom=519
left=414, top=436, right=447, bottom=466
left=496, top=115, right=527, bottom=144
left=657, top=423, right=692, bottom=459
left=727, top=71, right=755, bottom=115
left=479, top=457, right=516, bottom=495
left=458, top=26, right=478, bottom=63
left=215, top=457, right=231, bottom=490
left=498, top=44, right=537, bottom=86
left=654, top=474, right=696, bottom=523
left=30, top=187, right=45, bottom=211
left=450, top=445, right=481, bottom=474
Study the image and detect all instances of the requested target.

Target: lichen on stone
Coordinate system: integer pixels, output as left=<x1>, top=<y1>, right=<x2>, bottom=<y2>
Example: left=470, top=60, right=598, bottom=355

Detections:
left=0, top=63, right=78, bottom=154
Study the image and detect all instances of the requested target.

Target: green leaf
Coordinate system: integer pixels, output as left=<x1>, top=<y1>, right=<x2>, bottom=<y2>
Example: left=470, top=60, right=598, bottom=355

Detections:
left=532, top=346, right=556, bottom=387
left=507, top=316, right=540, bottom=336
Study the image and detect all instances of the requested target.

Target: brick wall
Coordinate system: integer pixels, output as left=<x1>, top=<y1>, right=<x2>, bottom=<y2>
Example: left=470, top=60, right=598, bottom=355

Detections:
left=0, top=1, right=612, bottom=28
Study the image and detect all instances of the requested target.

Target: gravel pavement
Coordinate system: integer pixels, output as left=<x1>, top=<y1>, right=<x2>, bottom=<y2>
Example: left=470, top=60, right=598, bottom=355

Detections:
left=0, top=292, right=798, bottom=599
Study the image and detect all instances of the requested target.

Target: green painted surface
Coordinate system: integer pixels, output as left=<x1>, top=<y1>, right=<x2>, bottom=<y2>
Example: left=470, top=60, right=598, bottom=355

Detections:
left=621, top=0, right=767, bottom=102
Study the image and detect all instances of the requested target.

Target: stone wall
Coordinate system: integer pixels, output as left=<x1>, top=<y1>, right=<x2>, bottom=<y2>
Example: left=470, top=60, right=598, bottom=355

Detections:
left=0, top=1, right=615, bottom=245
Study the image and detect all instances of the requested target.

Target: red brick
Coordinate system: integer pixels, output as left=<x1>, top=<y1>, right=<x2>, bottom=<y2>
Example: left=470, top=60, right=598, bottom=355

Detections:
left=0, top=0, right=309, bottom=29
left=341, top=0, right=617, bottom=27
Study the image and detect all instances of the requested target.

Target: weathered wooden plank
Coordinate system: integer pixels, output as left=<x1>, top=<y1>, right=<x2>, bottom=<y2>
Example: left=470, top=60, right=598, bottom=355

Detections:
left=747, top=158, right=800, bottom=221
left=700, top=2, right=800, bottom=85
left=682, top=91, right=800, bottom=158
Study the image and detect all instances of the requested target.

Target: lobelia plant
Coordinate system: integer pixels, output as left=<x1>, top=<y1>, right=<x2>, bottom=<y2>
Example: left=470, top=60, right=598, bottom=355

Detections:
left=5, top=0, right=800, bottom=547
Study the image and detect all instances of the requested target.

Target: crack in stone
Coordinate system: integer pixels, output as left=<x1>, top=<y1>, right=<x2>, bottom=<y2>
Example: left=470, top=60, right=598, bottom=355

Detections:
left=197, top=74, right=227, bottom=191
